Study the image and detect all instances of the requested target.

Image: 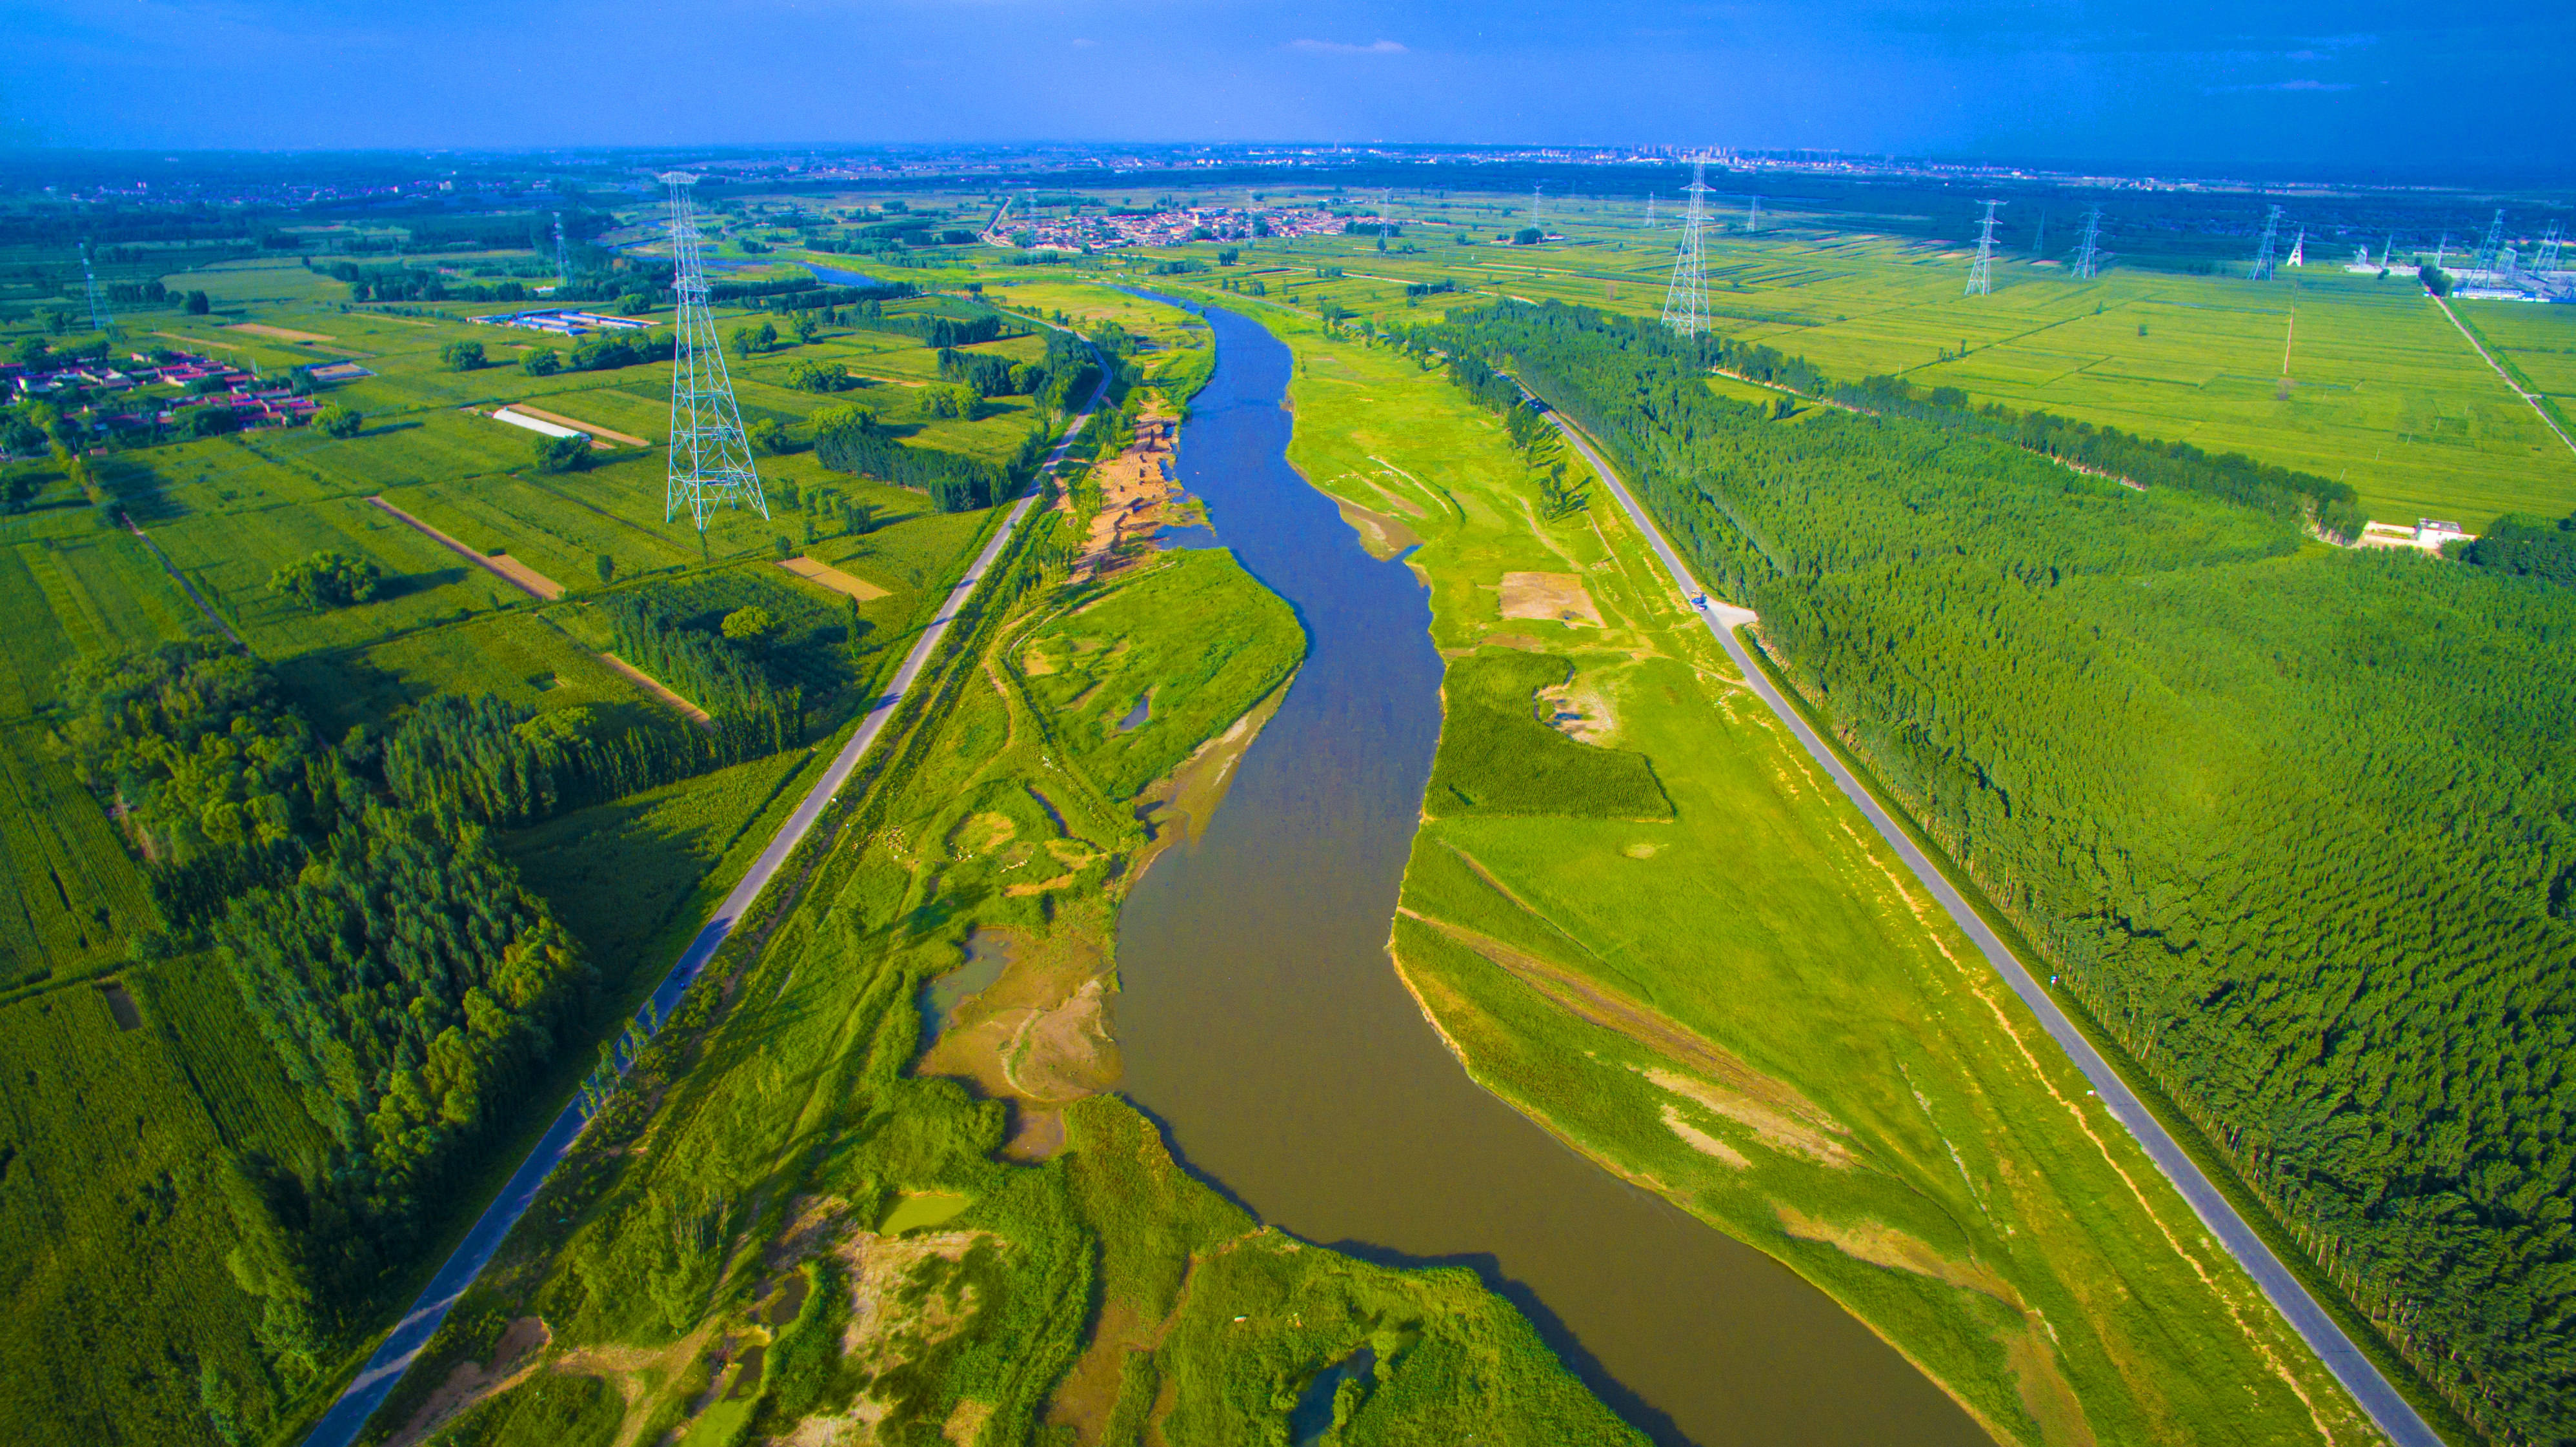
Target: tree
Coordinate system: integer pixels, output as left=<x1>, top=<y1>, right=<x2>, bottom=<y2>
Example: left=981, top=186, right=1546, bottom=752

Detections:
left=268, top=551, right=382, bottom=610
left=184, top=290, right=211, bottom=315
left=532, top=433, right=590, bottom=473
left=595, top=553, right=615, bottom=585
left=792, top=312, right=822, bottom=344
left=185, top=407, right=239, bottom=439
left=2419, top=262, right=2454, bottom=297
left=843, top=498, right=876, bottom=535
left=720, top=605, right=774, bottom=642
left=314, top=405, right=363, bottom=439
left=439, top=341, right=486, bottom=372
left=12, top=337, right=48, bottom=369
left=749, top=417, right=790, bottom=454
left=522, top=347, right=561, bottom=376
left=1513, top=227, right=1542, bottom=246
left=784, top=359, right=852, bottom=393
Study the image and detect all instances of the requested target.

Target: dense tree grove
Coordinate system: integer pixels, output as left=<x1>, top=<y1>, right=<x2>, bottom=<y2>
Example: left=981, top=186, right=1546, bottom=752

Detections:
left=382, top=694, right=729, bottom=828
left=1419, top=301, right=2576, bottom=1439
left=2464, top=509, right=2576, bottom=589
left=217, top=809, right=589, bottom=1211
left=812, top=418, right=1010, bottom=512
left=56, top=643, right=596, bottom=1355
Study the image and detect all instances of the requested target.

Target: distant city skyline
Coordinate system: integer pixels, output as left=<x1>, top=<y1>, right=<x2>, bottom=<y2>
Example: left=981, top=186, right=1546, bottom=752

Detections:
left=8, top=0, right=2566, bottom=172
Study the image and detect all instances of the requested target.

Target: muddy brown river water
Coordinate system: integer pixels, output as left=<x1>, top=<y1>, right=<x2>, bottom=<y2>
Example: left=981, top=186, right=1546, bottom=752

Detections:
left=1111, top=296, right=1990, bottom=1446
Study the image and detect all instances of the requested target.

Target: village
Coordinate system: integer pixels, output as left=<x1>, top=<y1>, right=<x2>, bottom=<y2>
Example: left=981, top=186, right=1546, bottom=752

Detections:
left=989, top=202, right=1351, bottom=254
left=3, top=346, right=328, bottom=453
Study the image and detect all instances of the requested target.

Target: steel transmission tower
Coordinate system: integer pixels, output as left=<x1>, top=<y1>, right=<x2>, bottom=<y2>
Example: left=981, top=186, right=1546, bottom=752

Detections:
left=1966, top=201, right=2001, bottom=296
left=2288, top=228, right=2306, bottom=268
left=79, top=242, right=111, bottom=333
left=2069, top=207, right=2105, bottom=279
left=2247, top=205, right=2284, bottom=281
left=1661, top=157, right=1713, bottom=336
left=553, top=214, right=570, bottom=290
left=661, top=174, right=769, bottom=532
left=2536, top=222, right=2564, bottom=273
left=2472, top=209, right=2506, bottom=272
left=1645, top=194, right=1656, bottom=228
left=1746, top=196, right=1762, bottom=232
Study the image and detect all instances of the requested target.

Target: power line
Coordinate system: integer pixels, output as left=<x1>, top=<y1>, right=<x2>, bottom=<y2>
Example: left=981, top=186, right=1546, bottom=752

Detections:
left=2248, top=205, right=2284, bottom=281
left=1660, top=155, right=1713, bottom=337
left=661, top=172, right=769, bottom=532
left=2069, top=206, right=2106, bottom=280
left=1966, top=200, right=2001, bottom=297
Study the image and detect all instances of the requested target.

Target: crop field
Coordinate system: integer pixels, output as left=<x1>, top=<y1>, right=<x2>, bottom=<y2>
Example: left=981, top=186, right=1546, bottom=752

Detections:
left=0, top=971, right=290, bottom=1446
left=281, top=609, right=671, bottom=740
left=13, top=532, right=199, bottom=660
left=0, top=724, right=152, bottom=995
left=1257, top=300, right=2376, bottom=1445
left=2453, top=298, right=2576, bottom=452
left=145, top=495, right=498, bottom=656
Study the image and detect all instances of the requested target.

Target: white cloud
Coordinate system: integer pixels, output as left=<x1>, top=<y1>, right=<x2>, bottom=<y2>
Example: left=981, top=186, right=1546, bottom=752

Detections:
left=1286, top=38, right=1407, bottom=55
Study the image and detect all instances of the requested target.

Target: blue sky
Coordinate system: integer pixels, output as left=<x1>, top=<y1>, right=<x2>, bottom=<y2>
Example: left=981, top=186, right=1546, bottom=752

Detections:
left=6, top=0, right=2565, bottom=171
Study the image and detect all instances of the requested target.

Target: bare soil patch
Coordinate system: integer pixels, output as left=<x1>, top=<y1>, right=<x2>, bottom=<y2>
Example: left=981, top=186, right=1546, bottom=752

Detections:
left=1068, top=407, right=1182, bottom=582
left=600, top=653, right=716, bottom=731
left=385, top=1316, right=552, bottom=1447
left=1498, top=571, right=1602, bottom=627
left=778, top=554, right=889, bottom=601
left=223, top=322, right=336, bottom=344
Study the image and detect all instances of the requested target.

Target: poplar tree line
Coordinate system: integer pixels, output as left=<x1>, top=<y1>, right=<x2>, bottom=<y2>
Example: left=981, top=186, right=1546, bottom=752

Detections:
left=1417, top=301, right=2576, bottom=1440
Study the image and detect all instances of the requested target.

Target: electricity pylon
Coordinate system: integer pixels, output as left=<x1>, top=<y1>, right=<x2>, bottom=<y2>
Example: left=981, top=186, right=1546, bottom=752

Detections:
left=1645, top=194, right=1656, bottom=228
left=2069, top=207, right=2105, bottom=279
left=661, top=173, right=768, bottom=532
left=1966, top=201, right=2001, bottom=296
left=1531, top=183, right=1543, bottom=230
left=553, top=214, right=570, bottom=290
left=2287, top=228, right=2306, bottom=268
left=79, top=242, right=112, bottom=334
left=2536, top=221, right=2564, bottom=274
left=2472, top=209, right=2506, bottom=273
left=2248, top=205, right=2284, bottom=281
left=1660, top=156, right=1713, bottom=337
left=1747, top=195, right=1762, bottom=233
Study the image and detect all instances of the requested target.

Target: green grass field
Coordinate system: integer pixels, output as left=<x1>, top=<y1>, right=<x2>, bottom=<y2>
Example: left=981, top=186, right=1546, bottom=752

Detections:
left=1249, top=297, right=2378, bottom=1446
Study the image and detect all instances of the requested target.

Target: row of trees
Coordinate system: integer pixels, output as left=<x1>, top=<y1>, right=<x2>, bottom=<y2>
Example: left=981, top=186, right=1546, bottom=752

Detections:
left=381, top=694, right=741, bottom=829
left=1425, top=300, right=2576, bottom=1441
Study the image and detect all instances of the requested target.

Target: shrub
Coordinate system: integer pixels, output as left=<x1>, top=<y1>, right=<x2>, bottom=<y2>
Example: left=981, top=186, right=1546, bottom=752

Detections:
left=439, top=341, right=487, bottom=371
left=522, top=347, right=561, bottom=376
left=314, top=405, right=363, bottom=439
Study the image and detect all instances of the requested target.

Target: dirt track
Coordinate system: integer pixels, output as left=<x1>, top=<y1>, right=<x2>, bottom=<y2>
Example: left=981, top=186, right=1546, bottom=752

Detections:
left=366, top=496, right=565, bottom=600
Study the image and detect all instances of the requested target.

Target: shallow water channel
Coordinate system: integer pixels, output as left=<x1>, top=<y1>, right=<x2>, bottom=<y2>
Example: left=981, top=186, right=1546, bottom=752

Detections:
left=1111, top=298, right=1989, bottom=1446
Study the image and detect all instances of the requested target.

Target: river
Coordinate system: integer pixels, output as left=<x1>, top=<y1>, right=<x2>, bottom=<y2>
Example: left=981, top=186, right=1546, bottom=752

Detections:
left=1109, top=295, right=1989, bottom=1446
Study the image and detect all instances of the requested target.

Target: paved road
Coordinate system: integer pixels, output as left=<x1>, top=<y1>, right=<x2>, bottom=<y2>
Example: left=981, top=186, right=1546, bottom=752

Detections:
left=297, top=374, right=1104, bottom=1447
left=1531, top=391, right=2442, bottom=1447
